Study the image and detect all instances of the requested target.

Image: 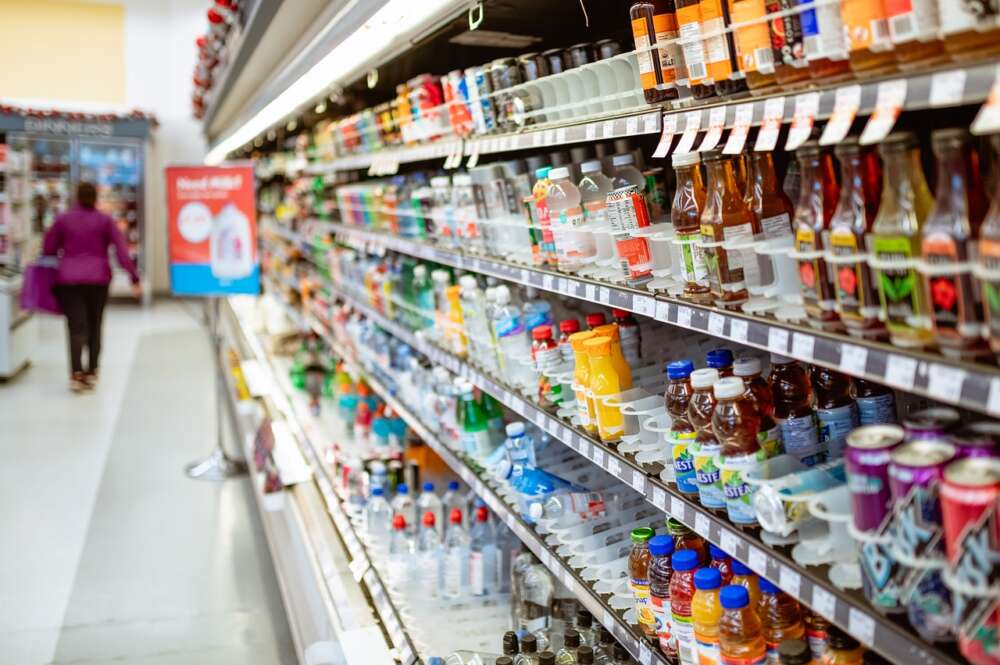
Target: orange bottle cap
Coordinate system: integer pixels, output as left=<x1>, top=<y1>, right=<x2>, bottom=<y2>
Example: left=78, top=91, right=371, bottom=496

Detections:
left=582, top=336, right=612, bottom=356
left=569, top=330, right=598, bottom=351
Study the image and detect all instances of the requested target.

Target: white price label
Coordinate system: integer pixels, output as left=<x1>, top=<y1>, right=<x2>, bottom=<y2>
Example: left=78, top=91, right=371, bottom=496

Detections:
left=631, top=469, right=647, bottom=493
left=839, top=344, right=869, bottom=375
left=860, top=79, right=906, bottom=145
left=532, top=132, right=544, bottom=148
left=723, top=103, right=754, bottom=154
left=779, top=566, right=802, bottom=599
left=598, top=287, right=611, bottom=304
left=643, top=113, right=659, bottom=133
left=989, top=378, right=1000, bottom=416
left=928, top=363, right=966, bottom=403
left=603, top=609, right=616, bottom=631
left=973, top=66, right=1000, bottom=135
left=633, top=295, right=656, bottom=317
left=608, top=457, right=622, bottom=478
left=748, top=546, right=769, bottom=576
left=652, top=486, right=667, bottom=510
left=849, top=608, right=876, bottom=646
left=639, top=641, right=653, bottom=665
left=730, top=318, right=748, bottom=343
left=820, top=85, right=861, bottom=146
left=556, top=127, right=568, bottom=144
left=930, top=69, right=967, bottom=107
left=785, top=92, right=820, bottom=151
left=698, top=106, right=727, bottom=152
left=655, top=301, right=672, bottom=322
left=592, top=448, right=606, bottom=468
left=884, top=354, right=917, bottom=390
left=585, top=283, right=597, bottom=301
left=811, top=586, right=837, bottom=621
left=466, top=148, right=480, bottom=168
left=708, top=312, right=726, bottom=336
left=579, top=441, right=591, bottom=459
left=695, top=513, right=710, bottom=536
left=670, top=495, right=685, bottom=518
left=651, top=113, right=678, bottom=158
left=720, top=529, right=740, bottom=556
left=350, top=556, right=369, bottom=582
left=543, top=129, right=557, bottom=145
left=677, top=306, right=692, bottom=327
left=674, top=110, right=703, bottom=154
left=754, top=96, right=786, bottom=152
left=626, top=116, right=640, bottom=135
left=543, top=274, right=554, bottom=291
left=586, top=123, right=598, bottom=141
left=602, top=120, right=616, bottom=138
left=768, top=327, right=789, bottom=353
left=791, top=332, right=815, bottom=360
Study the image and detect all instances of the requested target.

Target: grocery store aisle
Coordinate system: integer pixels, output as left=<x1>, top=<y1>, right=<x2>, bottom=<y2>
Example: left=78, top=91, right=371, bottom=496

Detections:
left=0, top=302, right=294, bottom=665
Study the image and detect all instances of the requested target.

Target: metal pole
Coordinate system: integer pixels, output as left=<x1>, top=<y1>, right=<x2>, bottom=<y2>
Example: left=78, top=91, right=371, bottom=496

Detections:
left=185, top=297, right=248, bottom=481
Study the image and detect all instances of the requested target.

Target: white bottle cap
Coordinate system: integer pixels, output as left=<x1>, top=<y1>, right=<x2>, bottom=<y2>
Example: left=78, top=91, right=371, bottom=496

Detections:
left=459, top=274, right=477, bottom=289
left=672, top=151, right=701, bottom=168
left=690, top=368, right=720, bottom=389
left=549, top=166, right=571, bottom=180
left=431, top=176, right=451, bottom=187
left=581, top=159, right=603, bottom=174
left=528, top=502, right=544, bottom=521
left=733, top=355, right=761, bottom=377
left=496, top=285, right=511, bottom=304
left=453, top=173, right=472, bottom=186
left=612, top=153, right=635, bottom=167
left=714, top=376, right=746, bottom=400
left=413, top=264, right=427, bottom=278
left=506, top=422, right=525, bottom=437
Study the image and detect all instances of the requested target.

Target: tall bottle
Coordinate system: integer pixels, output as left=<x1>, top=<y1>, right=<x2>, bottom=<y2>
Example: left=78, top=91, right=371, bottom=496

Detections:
left=576, top=608, right=598, bottom=647
left=533, top=167, right=556, bottom=265
left=649, top=535, right=677, bottom=659
left=570, top=331, right=598, bottom=433
left=747, top=151, right=795, bottom=289
left=793, top=141, right=841, bottom=330
left=629, top=527, right=658, bottom=637
left=556, top=629, right=581, bottom=665
left=675, top=0, right=717, bottom=100
left=799, top=0, right=851, bottom=83
left=979, top=135, right=1000, bottom=362
left=392, top=483, right=418, bottom=531
left=585, top=336, right=626, bottom=443
left=922, top=128, right=991, bottom=360
left=549, top=166, right=594, bottom=273
left=592, top=323, right=634, bottom=388
left=630, top=1, right=682, bottom=103
left=758, top=578, right=805, bottom=664
left=701, top=150, right=755, bottom=309
left=493, top=285, right=539, bottom=394
left=670, top=550, right=701, bottom=665
left=666, top=360, right=698, bottom=496
left=516, top=633, right=542, bottom=665
left=689, top=368, right=725, bottom=511
left=829, top=139, right=886, bottom=340
left=821, top=626, right=864, bottom=665
left=769, top=355, right=821, bottom=466
left=460, top=383, right=496, bottom=460
left=709, top=544, right=734, bottom=585
left=610, top=154, right=655, bottom=286
left=871, top=132, right=935, bottom=349
left=719, top=585, right=768, bottom=665
left=611, top=309, right=642, bottom=366
left=579, top=160, right=614, bottom=233
left=733, top=355, right=780, bottom=457
left=417, top=482, right=444, bottom=536
left=693, top=568, right=724, bottom=665
left=388, top=514, right=414, bottom=591
left=532, top=325, right=563, bottom=406
left=672, top=151, right=711, bottom=304
left=731, top=0, right=777, bottom=94
left=482, top=392, right=507, bottom=445
left=366, top=486, right=393, bottom=545
left=842, top=0, right=895, bottom=77
left=768, top=0, right=810, bottom=88
left=852, top=378, right=896, bottom=426
left=443, top=507, right=470, bottom=599
left=668, top=518, right=709, bottom=564
left=713, top=376, right=766, bottom=526
left=416, top=511, right=443, bottom=601
left=703, top=0, right=749, bottom=97
left=811, top=367, right=858, bottom=461
left=469, top=505, right=498, bottom=596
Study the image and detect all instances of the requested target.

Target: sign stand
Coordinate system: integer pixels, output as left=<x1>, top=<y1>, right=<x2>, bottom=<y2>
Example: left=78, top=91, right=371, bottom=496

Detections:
left=185, top=297, right=248, bottom=480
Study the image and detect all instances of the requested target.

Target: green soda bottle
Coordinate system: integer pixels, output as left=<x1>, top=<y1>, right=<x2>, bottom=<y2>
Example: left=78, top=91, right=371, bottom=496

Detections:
left=480, top=391, right=506, bottom=446
left=461, top=383, right=495, bottom=460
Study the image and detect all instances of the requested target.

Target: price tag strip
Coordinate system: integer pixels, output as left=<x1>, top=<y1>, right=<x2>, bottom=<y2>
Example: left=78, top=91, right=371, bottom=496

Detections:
left=723, top=103, right=755, bottom=154
left=859, top=79, right=906, bottom=146
left=785, top=92, right=819, bottom=151
left=819, top=85, right=861, bottom=146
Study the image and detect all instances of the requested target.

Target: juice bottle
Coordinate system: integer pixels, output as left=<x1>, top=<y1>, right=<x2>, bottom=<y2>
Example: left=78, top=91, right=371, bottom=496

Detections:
left=706, top=348, right=735, bottom=377
left=694, top=568, right=724, bottom=665
left=852, top=378, right=896, bottom=426
left=689, top=368, right=725, bottom=511
left=922, top=128, right=991, bottom=361
left=777, top=640, right=813, bottom=665
left=939, top=0, right=1000, bottom=63
left=584, top=336, right=626, bottom=443
left=803, top=610, right=829, bottom=662
left=670, top=549, right=701, bottom=665
left=629, top=527, right=658, bottom=637
left=842, top=0, right=895, bottom=77
left=885, top=0, right=946, bottom=70
left=630, top=1, right=682, bottom=103
left=829, top=139, right=886, bottom=341
left=793, top=141, right=841, bottom=330
left=767, top=0, right=810, bottom=88
left=586, top=312, right=607, bottom=330
left=673, top=151, right=712, bottom=304
left=730, top=0, right=777, bottom=94
left=709, top=544, right=734, bottom=585
left=769, top=355, right=820, bottom=466
left=703, top=0, right=749, bottom=97
left=675, top=0, right=717, bottom=100
left=747, top=151, right=795, bottom=294
left=533, top=167, right=556, bottom=266
left=979, top=135, right=1000, bottom=362
left=719, top=585, right=768, bottom=665
left=713, top=376, right=767, bottom=525
left=759, top=578, right=805, bottom=664
left=666, top=360, right=699, bottom=496
left=649, top=534, right=678, bottom=658
left=734, top=355, right=775, bottom=430
left=701, top=150, right=756, bottom=310
left=668, top=518, right=709, bottom=564
left=811, top=366, right=857, bottom=461
left=592, top=324, right=634, bottom=388
left=446, top=284, right=468, bottom=356
left=570, top=331, right=598, bottom=433
left=799, top=0, right=851, bottom=83
left=559, top=319, right=581, bottom=364
left=821, top=626, right=864, bottom=665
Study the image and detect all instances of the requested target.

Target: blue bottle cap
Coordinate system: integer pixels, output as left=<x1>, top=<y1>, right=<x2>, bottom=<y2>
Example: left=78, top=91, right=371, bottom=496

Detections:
left=759, top=578, right=779, bottom=594
left=667, top=360, right=694, bottom=379
left=648, top=535, right=674, bottom=557
left=371, top=487, right=384, bottom=497
left=397, top=483, right=409, bottom=494
left=671, top=549, right=699, bottom=571
left=694, top=568, right=722, bottom=590
left=720, top=585, right=750, bottom=609
left=731, top=560, right=752, bottom=576
left=448, top=480, right=460, bottom=491
left=423, top=481, right=435, bottom=492
left=706, top=348, right=734, bottom=369
left=709, top=544, right=728, bottom=560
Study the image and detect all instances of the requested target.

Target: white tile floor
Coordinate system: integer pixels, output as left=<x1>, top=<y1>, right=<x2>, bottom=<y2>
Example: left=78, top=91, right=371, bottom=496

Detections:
left=0, top=301, right=294, bottom=665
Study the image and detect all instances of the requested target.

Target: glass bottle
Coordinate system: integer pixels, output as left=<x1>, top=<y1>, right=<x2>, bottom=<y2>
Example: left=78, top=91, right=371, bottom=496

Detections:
left=747, top=150, right=795, bottom=301
left=731, top=0, right=778, bottom=94
left=922, top=128, right=991, bottom=361
left=705, top=0, right=749, bottom=97
left=629, top=527, right=657, bottom=637
left=885, top=0, right=947, bottom=70
left=842, top=0, right=896, bottom=77
left=672, top=151, right=712, bottom=304
left=852, top=378, right=897, bottom=426
left=794, top=141, right=841, bottom=330
left=829, top=139, right=887, bottom=340
left=978, top=135, right=1000, bottom=362
left=821, top=626, right=864, bottom=665
left=768, top=0, right=810, bottom=88
left=701, top=150, right=755, bottom=309
left=799, top=0, right=852, bottom=83
left=871, top=132, right=935, bottom=349
left=675, top=0, right=717, bottom=100
left=630, top=1, right=682, bottom=103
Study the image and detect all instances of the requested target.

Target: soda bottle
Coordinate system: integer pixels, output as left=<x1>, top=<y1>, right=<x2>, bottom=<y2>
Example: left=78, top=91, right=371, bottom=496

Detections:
left=701, top=150, right=756, bottom=309
left=694, top=568, right=724, bottom=665
left=570, top=331, right=598, bottom=433
left=730, top=561, right=762, bottom=613
left=558, top=319, right=581, bottom=364
left=649, top=534, right=677, bottom=658
left=629, top=527, right=657, bottom=637
left=777, top=640, right=813, bottom=665
left=672, top=151, right=711, bottom=304
left=719, top=585, right=767, bottom=665
left=746, top=151, right=795, bottom=257
left=586, top=312, right=607, bottom=329
left=549, top=166, right=594, bottom=273
left=758, top=578, right=805, bottom=664
left=811, top=367, right=858, bottom=460
left=670, top=549, right=700, bottom=665
left=793, top=141, right=841, bottom=330
left=709, top=544, right=734, bottom=585
left=611, top=309, right=641, bottom=365
left=666, top=360, right=698, bottom=496
left=668, top=518, right=708, bottom=564
left=443, top=507, right=470, bottom=599
left=977, top=134, right=1000, bottom=362
left=922, top=128, right=991, bottom=360
left=584, top=336, right=626, bottom=443
left=713, top=377, right=767, bottom=526
left=769, top=355, right=821, bottom=466
left=706, top=348, right=735, bottom=377
left=629, top=1, right=681, bottom=103
left=689, top=368, right=725, bottom=511
left=482, top=392, right=507, bottom=445
left=821, top=626, right=864, bottom=665
left=516, top=633, right=541, bottom=665
left=734, top=356, right=781, bottom=457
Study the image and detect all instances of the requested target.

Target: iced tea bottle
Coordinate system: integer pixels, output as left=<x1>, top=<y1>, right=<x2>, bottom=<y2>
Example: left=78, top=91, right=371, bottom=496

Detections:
left=668, top=517, right=709, bottom=564
left=706, top=348, right=735, bottom=377
left=800, top=0, right=852, bottom=83
left=842, top=0, right=896, bottom=77
left=922, top=128, right=991, bottom=361
left=675, top=0, right=716, bottom=100
left=730, top=562, right=762, bottom=613
left=747, top=151, right=795, bottom=296
left=689, top=368, right=725, bottom=511
left=793, top=141, right=841, bottom=330
left=719, top=585, right=768, bottom=665
left=673, top=151, right=712, bottom=304
left=978, top=135, right=1000, bottom=361
left=630, top=1, right=681, bottom=103
left=570, top=331, right=598, bottom=433
left=759, top=578, right=805, bottom=663
left=821, top=626, right=864, bottom=665
left=871, top=132, right=935, bottom=349
left=693, top=568, right=724, bottom=665
left=768, top=355, right=820, bottom=466
left=712, top=376, right=767, bottom=525
left=649, top=535, right=678, bottom=658
left=767, top=0, right=810, bottom=88
left=734, top=355, right=773, bottom=416
left=730, top=0, right=777, bottom=94
left=670, top=549, right=701, bottom=665
left=829, top=139, right=887, bottom=340
left=709, top=544, right=734, bottom=585
left=884, top=1, right=947, bottom=70
left=666, top=360, right=699, bottom=496
left=811, top=366, right=858, bottom=461
left=702, top=150, right=756, bottom=309
left=629, top=527, right=657, bottom=637
left=852, top=378, right=896, bottom=426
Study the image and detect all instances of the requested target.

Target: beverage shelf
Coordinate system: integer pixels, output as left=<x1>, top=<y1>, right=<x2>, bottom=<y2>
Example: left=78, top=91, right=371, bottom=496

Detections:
left=275, top=275, right=967, bottom=665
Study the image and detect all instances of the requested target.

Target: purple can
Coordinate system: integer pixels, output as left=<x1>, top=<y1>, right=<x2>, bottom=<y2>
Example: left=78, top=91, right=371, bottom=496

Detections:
left=950, top=421, right=1000, bottom=459
left=902, top=407, right=960, bottom=441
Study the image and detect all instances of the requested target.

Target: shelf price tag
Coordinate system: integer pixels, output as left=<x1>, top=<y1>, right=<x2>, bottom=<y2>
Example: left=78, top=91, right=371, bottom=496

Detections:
left=811, top=586, right=837, bottom=621
left=860, top=79, right=906, bottom=145
left=556, top=127, right=568, bottom=144
left=626, top=116, right=640, bottom=135
left=791, top=332, right=814, bottom=360
left=638, top=641, right=653, bottom=665
left=839, top=344, right=869, bottom=375
left=651, top=113, right=679, bottom=159
left=730, top=318, right=748, bottom=343
left=349, top=556, right=369, bottom=582
left=695, top=512, right=710, bottom=536
left=930, top=69, right=967, bottom=107
left=631, top=469, right=647, bottom=493
left=884, top=354, right=917, bottom=390
left=697, top=106, right=728, bottom=152
left=655, top=301, right=671, bottom=322
left=720, top=529, right=741, bottom=556
left=674, top=110, right=703, bottom=155
left=785, top=92, right=820, bottom=151
left=767, top=327, right=789, bottom=354
left=608, top=457, right=622, bottom=478
left=676, top=306, right=692, bottom=327
left=747, top=546, right=769, bottom=576
left=723, top=103, right=754, bottom=154
left=586, top=123, right=598, bottom=141
left=928, top=363, right=966, bottom=403
left=779, top=566, right=802, bottom=599
left=989, top=378, right=1000, bottom=416
left=643, top=112, right=659, bottom=133
left=602, top=119, right=617, bottom=138
left=820, top=85, right=861, bottom=146
left=651, top=486, right=667, bottom=510
left=972, top=66, right=1000, bottom=135
left=670, top=495, right=686, bottom=518
left=754, top=96, right=786, bottom=152
left=633, top=295, right=656, bottom=317
left=848, top=608, right=876, bottom=646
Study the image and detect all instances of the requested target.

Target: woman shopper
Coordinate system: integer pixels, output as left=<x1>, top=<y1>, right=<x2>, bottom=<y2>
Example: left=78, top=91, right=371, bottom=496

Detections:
left=42, top=182, right=141, bottom=392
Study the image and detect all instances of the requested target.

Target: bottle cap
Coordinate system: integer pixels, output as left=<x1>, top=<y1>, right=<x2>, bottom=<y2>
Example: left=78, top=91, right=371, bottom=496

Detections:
left=448, top=480, right=460, bottom=491
left=564, top=629, right=580, bottom=648
left=667, top=359, right=694, bottom=379
left=666, top=517, right=690, bottom=535
left=585, top=312, right=606, bottom=327
left=672, top=549, right=699, bottom=571
left=521, top=633, right=538, bottom=653
left=770, top=353, right=793, bottom=364
left=453, top=173, right=472, bottom=186
left=694, top=567, right=722, bottom=590
left=759, top=577, right=779, bottom=594
left=577, top=646, right=594, bottom=665
left=826, top=625, right=860, bottom=650
left=535, top=166, right=552, bottom=180
left=648, top=534, right=674, bottom=557
left=532, top=324, right=554, bottom=340
left=576, top=607, right=593, bottom=627
left=506, top=421, right=526, bottom=437
left=496, top=658, right=514, bottom=665
left=559, top=319, right=581, bottom=334
left=777, top=639, right=812, bottom=665
left=582, top=336, right=612, bottom=356
left=476, top=505, right=489, bottom=522
left=706, top=348, right=734, bottom=369
left=422, top=511, right=436, bottom=527
left=598, top=626, right=613, bottom=644
left=731, top=560, right=752, bottom=576
left=371, top=487, right=384, bottom=497
left=569, top=330, right=597, bottom=351
left=538, top=652, right=556, bottom=665
left=392, top=514, right=406, bottom=530
left=734, top=355, right=762, bottom=377
left=611, top=308, right=628, bottom=318
left=709, top=544, right=728, bottom=559
left=630, top=526, right=655, bottom=543
left=720, top=584, right=750, bottom=609
left=714, top=377, right=746, bottom=400
left=422, top=481, right=434, bottom=492
left=612, top=153, right=635, bottom=167
left=449, top=507, right=463, bottom=524
left=502, top=631, right=519, bottom=656
left=397, top=483, right=409, bottom=495
left=672, top=151, right=701, bottom=167
left=690, top=368, right=720, bottom=389
left=549, top=166, right=571, bottom=180
left=580, top=159, right=603, bottom=174
left=459, top=274, right=477, bottom=289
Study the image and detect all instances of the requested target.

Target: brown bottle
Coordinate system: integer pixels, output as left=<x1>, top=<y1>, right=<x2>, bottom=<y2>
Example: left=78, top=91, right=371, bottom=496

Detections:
left=979, top=135, right=1000, bottom=362
left=768, top=0, right=810, bottom=88
left=699, top=0, right=749, bottom=98
left=730, top=0, right=777, bottom=94
left=829, top=139, right=887, bottom=340
left=793, top=141, right=842, bottom=330
left=921, top=128, right=991, bottom=361
left=884, top=0, right=948, bottom=70
left=842, top=0, right=897, bottom=78
left=630, top=1, right=682, bottom=103
left=672, top=151, right=712, bottom=304
left=676, top=0, right=717, bottom=100
left=701, top=150, right=756, bottom=309
left=800, top=2, right=852, bottom=84
left=747, top=151, right=795, bottom=298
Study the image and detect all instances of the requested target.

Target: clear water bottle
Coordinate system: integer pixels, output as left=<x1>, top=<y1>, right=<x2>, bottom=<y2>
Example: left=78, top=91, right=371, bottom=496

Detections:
left=443, top=508, right=470, bottom=599
left=442, top=480, right=467, bottom=521
left=416, top=510, right=442, bottom=601
left=529, top=491, right=607, bottom=522
left=505, top=421, right=536, bottom=468
left=469, top=505, right=497, bottom=597
left=417, top=481, right=445, bottom=536
left=388, top=514, right=414, bottom=591
left=365, top=486, right=392, bottom=547
left=391, top=483, right=417, bottom=532
left=492, top=285, right=538, bottom=395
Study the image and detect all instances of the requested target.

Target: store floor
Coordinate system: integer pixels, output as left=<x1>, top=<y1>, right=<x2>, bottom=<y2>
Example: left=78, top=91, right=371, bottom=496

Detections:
left=0, top=301, right=295, bottom=665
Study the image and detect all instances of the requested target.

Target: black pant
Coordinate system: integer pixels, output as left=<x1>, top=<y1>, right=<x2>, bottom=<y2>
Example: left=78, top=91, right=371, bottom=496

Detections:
left=55, top=284, right=109, bottom=374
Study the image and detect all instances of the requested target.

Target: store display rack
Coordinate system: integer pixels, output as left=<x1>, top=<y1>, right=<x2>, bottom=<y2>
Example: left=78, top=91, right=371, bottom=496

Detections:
left=265, top=264, right=966, bottom=665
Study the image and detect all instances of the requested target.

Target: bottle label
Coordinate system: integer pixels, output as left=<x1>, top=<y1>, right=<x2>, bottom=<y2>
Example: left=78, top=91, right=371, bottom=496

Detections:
left=676, top=10, right=709, bottom=83
left=632, top=18, right=658, bottom=87
left=555, top=209, right=586, bottom=262
left=653, top=12, right=681, bottom=86
left=695, top=631, right=722, bottom=665
left=576, top=389, right=591, bottom=427
left=857, top=392, right=897, bottom=425
left=495, top=313, right=524, bottom=338
left=761, top=212, right=792, bottom=239
left=938, top=0, right=995, bottom=34
left=842, top=0, right=891, bottom=51
left=922, top=231, right=981, bottom=342
left=806, top=626, right=828, bottom=662
left=816, top=402, right=859, bottom=459
left=693, top=440, right=726, bottom=509
left=732, top=0, right=775, bottom=74
left=778, top=413, right=823, bottom=465
left=615, top=235, right=655, bottom=282
left=884, top=0, right=940, bottom=43
left=583, top=199, right=609, bottom=227
left=830, top=227, right=869, bottom=318
left=981, top=238, right=1000, bottom=342
left=462, top=429, right=494, bottom=458
left=631, top=578, right=657, bottom=627
left=800, top=0, right=848, bottom=61
left=758, top=423, right=783, bottom=458
left=651, top=593, right=676, bottom=655
left=721, top=449, right=767, bottom=525
left=765, top=642, right=780, bottom=664
left=670, top=429, right=699, bottom=494
left=873, top=234, right=926, bottom=332
left=770, top=0, right=807, bottom=68
left=796, top=226, right=831, bottom=309
left=701, top=0, right=736, bottom=82
left=724, top=222, right=758, bottom=289
left=470, top=550, right=485, bottom=595
left=534, top=344, right=562, bottom=373
left=671, top=612, right=698, bottom=665
left=678, top=231, right=709, bottom=285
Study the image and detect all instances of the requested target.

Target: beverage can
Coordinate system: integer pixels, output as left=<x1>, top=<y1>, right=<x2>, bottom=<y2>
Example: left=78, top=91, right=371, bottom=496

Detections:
left=949, top=422, right=1000, bottom=459
left=845, top=424, right=905, bottom=532
left=903, top=407, right=960, bottom=441
left=940, top=457, right=1000, bottom=665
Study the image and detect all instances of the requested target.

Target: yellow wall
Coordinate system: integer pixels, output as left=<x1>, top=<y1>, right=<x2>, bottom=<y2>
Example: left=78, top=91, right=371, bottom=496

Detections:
left=0, top=0, right=125, bottom=104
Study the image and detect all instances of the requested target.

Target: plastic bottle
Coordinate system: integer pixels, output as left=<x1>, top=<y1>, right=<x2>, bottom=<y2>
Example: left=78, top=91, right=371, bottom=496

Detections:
left=366, top=487, right=393, bottom=545
left=803, top=611, right=829, bottom=662
left=821, top=626, right=864, bottom=665
left=713, top=376, right=767, bottom=526
left=459, top=383, right=496, bottom=460
left=759, top=578, right=805, bottom=664
left=540, top=652, right=557, bottom=665
left=584, top=336, right=626, bottom=443
left=505, top=421, right=536, bottom=467
left=493, top=285, right=538, bottom=394
left=412, top=264, right=436, bottom=329
left=719, top=585, right=768, bottom=665
left=630, top=1, right=681, bottom=103
left=532, top=324, right=563, bottom=406
left=611, top=309, right=641, bottom=365
left=388, top=514, right=414, bottom=591
left=481, top=392, right=507, bottom=445
left=811, top=367, right=858, bottom=461
left=670, top=549, right=700, bottom=665
left=777, top=640, right=813, bottom=665
left=556, top=629, right=581, bottom=665
left=533, top=167, right=556, bottom=265
left=689, top=368, right=725, bottom=511
left=469, top=505, right=497, bottom=596
left=666, top=360, right=698, bottom=496
left=693, top=568, right=724, bottom=665
left=672, top=150, right=711, bottom=304
left=459, top=274, right=495, bottom=373
left=522, top=289, right=554, bottom=333
left=629, top=527, right=657, bottom=637
left=443, top=507, right=470, bottom=599
left=649, top=535, right=677, bottom=658
left=769, top=355, right=821, bottom=466
left=417, top=511, right=443, bottom=600
left=503, top=631, right=520, bottom=658
left=533, top=489, right=607, bottom=521
left=445, top=284, right=468, bottom=356
left=730, top=561, right=762, bottom=614
left=392, top=483, right=417, bottom=531
left=734, top=356, right=781, bottom=458
left=549, top=166, right=593, bottom=273
left=592, top=324, right=634, bottom=387
left=418, top=482, right=445, bottom=536
left=559, top=319, right=581, bottom=364
left=585, top=312, right=607, bottom=330
left=668, top=518, right=709, bottom=565
left=706, top=348, right=735, bottom=377
left=852, top=379, right=896, bottom=426
left=579, top=160, right=614, bottom=236
left=611, top=644, right=632, bottom=665
left=610, top=154, right=655, bottom=285
left=576, top=646, right=594, bottom=665
left=442, top=481, right=466, bottom=520
left=569, top=330, right=598, bottom=432
left=709, top=545, right=734, bottom=585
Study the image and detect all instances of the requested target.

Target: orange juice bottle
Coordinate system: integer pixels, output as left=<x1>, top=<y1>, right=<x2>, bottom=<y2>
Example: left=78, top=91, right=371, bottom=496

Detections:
left=569, top=331, right=598, bottom=433
left=693, top=568, right=724, bottom=665
left=719, top=585, right=768, bottom=665
left=759, top=578, right=804, bottom=664
left=584, top=336, right=625, bottom=443
left=730, top=561, right=761, bottom=615
left=593, top=324, right=634, bottom=388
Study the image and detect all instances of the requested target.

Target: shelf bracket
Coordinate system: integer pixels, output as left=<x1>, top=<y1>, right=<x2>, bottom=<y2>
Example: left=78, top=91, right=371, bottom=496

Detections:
left=468, top=2, right=484, bottom=31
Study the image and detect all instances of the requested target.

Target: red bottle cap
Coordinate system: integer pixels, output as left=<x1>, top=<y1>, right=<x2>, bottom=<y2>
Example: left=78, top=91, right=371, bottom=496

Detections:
left=392, top=514, right=406, bottom=530
left=611, top=308, right=627, bottom=318
left=476, top=506, right=489, bottom=522
left=585, top=313, right=606, bottom=327
left=449, top=507, right=463, bottom=524
left=559, top=319, right=580, bottom=334
left=532, top=324, right=553, bottom=341
left=422, top=511, right=436, bottom=527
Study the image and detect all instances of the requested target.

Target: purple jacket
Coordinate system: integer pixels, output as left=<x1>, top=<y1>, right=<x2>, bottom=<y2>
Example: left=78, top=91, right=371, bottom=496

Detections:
left=42, top=205, right=140, bottom=285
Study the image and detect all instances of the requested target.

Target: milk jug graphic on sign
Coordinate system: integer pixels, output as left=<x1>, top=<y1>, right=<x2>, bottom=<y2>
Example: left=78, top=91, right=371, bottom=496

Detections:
left=211, top=204, right=253, bottom=279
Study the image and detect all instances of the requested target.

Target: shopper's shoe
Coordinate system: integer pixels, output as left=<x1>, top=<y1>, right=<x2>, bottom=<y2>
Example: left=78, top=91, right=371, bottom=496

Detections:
left=70, top=372, right=91, bottom=393
left=84, top=369, right=98, bottom=389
